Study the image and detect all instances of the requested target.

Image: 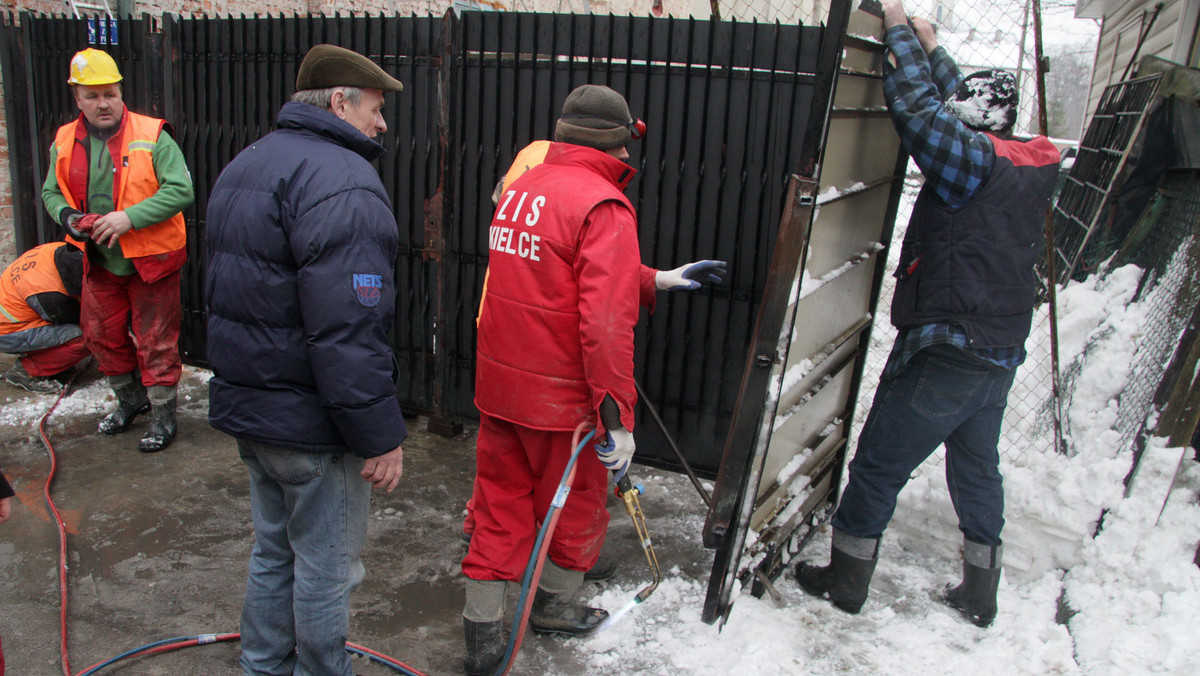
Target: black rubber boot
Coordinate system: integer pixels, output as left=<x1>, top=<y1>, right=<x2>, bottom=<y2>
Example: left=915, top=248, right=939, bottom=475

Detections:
left=5, top=360, right=62, bottom=394
left=795, top=530, right=880, bottom=614
left=99, top=378, right=150, bottom=434
left=463, top=617, right=506, bottom=676
left=527, top=587, right=608, bottom=636
left=943, top=540, right=1002, bottom=628
left=583, top=552, right=619, bottom=582
left=138, top=396, right=178, bottom=453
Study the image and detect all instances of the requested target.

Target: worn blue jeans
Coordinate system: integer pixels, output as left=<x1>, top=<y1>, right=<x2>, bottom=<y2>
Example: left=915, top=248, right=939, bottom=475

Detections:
left=237, top=439, right=370, bottom=676
left=833, top=343, right=1017, bottom=547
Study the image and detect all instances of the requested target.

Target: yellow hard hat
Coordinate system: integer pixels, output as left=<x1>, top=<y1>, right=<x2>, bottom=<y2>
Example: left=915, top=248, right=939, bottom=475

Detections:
left=67, top=48, right=122, bottom=86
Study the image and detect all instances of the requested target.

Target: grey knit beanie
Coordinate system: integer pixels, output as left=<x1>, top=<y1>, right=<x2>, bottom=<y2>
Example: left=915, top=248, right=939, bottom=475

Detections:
left=554, top=84, right=633, bottom=151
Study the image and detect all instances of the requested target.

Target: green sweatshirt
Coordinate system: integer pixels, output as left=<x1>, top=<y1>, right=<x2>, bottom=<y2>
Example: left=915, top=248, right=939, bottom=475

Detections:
left=42, top=115, right=194, bottom=276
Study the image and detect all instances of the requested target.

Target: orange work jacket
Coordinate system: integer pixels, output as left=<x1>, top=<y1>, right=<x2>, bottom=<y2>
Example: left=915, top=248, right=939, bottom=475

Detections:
left=0, top=242, right=72, bottom=336
left=52, top=110, right=186, bottom=282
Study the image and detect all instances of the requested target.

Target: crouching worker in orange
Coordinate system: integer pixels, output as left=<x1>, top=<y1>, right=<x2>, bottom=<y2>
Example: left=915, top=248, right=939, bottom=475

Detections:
left=0, top=242, right=90, bottom=394
left=42, top=48, right=194, bottom=452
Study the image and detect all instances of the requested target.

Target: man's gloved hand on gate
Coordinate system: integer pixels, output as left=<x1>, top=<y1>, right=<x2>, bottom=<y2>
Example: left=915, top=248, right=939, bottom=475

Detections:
left=595, top=427, right=635, bottom=483
left=655, top=260, right=728, bottom=291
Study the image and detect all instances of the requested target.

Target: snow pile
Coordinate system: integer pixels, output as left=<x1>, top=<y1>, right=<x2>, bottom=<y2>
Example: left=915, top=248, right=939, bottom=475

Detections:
left=1065, top=441, right=1200, bottom=675
left=0, top=365, right=212, bottom=435
left=568, top=261, right=1200, bottom=673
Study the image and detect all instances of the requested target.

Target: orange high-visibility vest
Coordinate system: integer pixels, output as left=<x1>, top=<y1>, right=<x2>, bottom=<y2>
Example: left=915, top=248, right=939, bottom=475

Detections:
left=0, top=242, right=71, bottom=336
left=52, top=110, right=186, bottom=260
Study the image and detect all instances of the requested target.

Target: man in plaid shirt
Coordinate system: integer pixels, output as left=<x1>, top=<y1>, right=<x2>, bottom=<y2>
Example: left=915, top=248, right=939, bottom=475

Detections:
left=796, top=0, right=1060, bottom=629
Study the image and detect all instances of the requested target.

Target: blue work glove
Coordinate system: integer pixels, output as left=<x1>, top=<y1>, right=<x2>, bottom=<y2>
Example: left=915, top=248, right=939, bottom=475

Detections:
left=594, top=427, right=636, bottom=483
left=655, top=260, right=728, bottom=291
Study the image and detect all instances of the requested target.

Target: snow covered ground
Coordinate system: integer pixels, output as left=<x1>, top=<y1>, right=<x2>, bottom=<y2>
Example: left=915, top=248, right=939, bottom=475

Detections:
left=567, top=262, right=1200, bottom=675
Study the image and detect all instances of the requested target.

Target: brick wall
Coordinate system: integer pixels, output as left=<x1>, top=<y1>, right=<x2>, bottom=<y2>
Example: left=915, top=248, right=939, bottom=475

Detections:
left=0, top=0, right=701, bottom=265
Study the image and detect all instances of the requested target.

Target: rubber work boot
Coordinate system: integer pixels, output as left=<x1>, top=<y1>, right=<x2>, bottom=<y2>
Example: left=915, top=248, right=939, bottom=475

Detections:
left=5, top=360, right=62, bottom=394
left=527, top=587, right=608, bottom=636
left=139, top=395, right=178, bottom=453
left=583, top=552, right=619, bottom=582
left=794, top=530, right=880, bottom=614
left=943, top=540, right=1002, bottom=628
left=463, top=618, right=505, bottom=676
left=99, top=377, right=150, bottom=434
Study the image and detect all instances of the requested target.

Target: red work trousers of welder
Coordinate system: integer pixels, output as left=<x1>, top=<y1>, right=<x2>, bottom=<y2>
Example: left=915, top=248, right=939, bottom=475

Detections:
left=21, top=336, right=91, bottom=376
left=461, top=412, right=610, bottom=582
left=81, top=266, right=182, bottom=387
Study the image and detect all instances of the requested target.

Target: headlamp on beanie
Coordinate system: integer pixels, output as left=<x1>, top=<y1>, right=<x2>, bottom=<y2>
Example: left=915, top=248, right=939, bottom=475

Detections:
left=944, top=69, right=1018, bottom=134
left=555, top=84, right=644, bottom=151
left=630, top=118, right=647, bottom=140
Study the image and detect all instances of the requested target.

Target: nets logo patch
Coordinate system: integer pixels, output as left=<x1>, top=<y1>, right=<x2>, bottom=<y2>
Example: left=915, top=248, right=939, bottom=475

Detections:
left=353, top=273, right=383, bottom=307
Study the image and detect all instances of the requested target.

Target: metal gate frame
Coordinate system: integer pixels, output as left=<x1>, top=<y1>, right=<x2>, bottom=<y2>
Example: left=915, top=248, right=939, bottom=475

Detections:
left=700, top=0, right=910, bottom=625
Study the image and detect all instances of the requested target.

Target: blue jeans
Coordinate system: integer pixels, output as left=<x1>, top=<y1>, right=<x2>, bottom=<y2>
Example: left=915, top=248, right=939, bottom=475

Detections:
left=833, top=343, right=1017, bottom=546
left=237, top=439, right=370, bottom=676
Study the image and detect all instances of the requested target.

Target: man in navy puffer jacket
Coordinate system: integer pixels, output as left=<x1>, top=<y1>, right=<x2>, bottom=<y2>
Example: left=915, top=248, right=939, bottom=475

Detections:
left=205, top=44, right=407, bottom=676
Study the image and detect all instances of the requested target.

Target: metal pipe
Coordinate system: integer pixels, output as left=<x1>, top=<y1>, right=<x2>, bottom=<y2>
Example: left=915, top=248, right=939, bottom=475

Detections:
left=635, top=379, right=713, bottom=509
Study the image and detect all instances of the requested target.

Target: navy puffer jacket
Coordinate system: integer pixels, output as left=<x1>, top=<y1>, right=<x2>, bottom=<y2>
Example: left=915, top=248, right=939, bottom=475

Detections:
left=205, top=102, right=407, bottom=457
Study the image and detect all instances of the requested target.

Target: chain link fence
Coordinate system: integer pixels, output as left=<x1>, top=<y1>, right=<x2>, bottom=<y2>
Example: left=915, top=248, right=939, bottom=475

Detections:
left=1059, top=169, right=1200, bottom=461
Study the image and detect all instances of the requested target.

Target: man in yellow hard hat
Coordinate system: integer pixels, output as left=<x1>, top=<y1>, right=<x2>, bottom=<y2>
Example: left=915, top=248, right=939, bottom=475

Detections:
left=42, top=47, right=194, bottom=453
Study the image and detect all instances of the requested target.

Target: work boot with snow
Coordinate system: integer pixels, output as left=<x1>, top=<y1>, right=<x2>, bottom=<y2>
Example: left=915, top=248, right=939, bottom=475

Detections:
left=138, top=389, right=178, bottom=453
left=527, top=587, right=608, bottom=636
left=943, top=539, right=1002, bottom=628
left=527, top=560, right=607, bottom=636
left=99, top=375, right=150, bottom=434
left=463, top=618, right=505, bottom=676
left=794, top=529, right=880, bottom=614
left=5, top=360, right=63, bottom=394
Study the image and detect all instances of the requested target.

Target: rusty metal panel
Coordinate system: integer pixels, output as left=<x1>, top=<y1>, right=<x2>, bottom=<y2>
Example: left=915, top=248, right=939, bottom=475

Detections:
left=702, top=1, right=907, bottom=626
left=1052, top=73, right=1162, bottom=282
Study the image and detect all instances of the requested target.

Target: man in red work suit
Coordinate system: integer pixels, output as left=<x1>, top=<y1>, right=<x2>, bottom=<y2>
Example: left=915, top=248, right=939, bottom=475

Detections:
left=461, top=84, right=647, bottom=675
left=42, top=49, right=194, bottom=453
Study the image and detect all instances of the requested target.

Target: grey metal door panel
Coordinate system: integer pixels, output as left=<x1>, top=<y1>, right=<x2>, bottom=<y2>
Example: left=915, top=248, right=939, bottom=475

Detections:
left=702, top=0, right=907, bottom=626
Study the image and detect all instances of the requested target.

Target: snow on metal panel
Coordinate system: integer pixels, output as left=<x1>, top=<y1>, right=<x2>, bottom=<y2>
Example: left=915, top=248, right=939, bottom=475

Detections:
left=701, top=0, right=908, bottom=627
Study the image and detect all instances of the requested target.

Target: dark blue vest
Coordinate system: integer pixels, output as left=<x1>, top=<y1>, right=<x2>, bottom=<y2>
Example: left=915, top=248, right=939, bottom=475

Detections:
left=891, top=135, right=1060, bottom=347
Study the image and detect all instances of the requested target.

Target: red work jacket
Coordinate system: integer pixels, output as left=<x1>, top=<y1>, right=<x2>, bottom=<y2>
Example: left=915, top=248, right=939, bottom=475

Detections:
left=475, top=143, right=641, bottom=432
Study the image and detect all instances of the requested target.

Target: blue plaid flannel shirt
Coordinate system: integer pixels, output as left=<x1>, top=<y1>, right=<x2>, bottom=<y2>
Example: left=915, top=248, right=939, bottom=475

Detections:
left=883, top=25, right=995, bottom=209
left=881, top=26, right=1024, bottom=378
left=883, top=325, right=1027, bottom=379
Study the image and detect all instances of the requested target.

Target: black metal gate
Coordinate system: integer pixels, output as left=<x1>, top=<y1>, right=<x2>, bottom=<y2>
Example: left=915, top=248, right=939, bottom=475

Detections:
left=1, top=10, right=827, bottom=475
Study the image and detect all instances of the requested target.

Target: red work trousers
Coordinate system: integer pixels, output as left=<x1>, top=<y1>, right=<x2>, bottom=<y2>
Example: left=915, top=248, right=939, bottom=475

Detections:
left=81, top=266, right=182, bottom=386
left=21, top=336, right=90, bottom=376
left=461, top=413, right=610, bottom=582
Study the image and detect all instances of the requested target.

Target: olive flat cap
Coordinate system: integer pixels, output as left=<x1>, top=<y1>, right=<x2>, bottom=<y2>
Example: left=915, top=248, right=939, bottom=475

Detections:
left=296, top=44, right=403, bottom=92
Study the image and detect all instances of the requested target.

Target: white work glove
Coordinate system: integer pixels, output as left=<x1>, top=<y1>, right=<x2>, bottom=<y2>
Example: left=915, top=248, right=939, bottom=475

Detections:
left=655, top=260, right=728, bottom=291
left=595, top=427, right=636, bottom=482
